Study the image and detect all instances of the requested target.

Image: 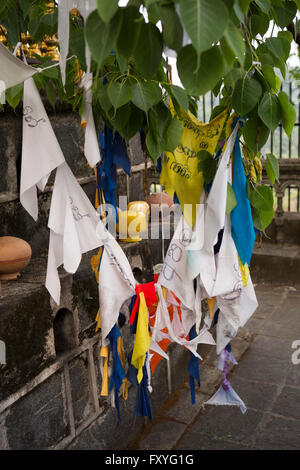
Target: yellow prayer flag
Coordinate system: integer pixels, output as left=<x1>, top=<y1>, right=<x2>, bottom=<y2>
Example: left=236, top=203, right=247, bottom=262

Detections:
left=131, top=292, right=151, bottom=383
left=160, top=105, right=228, bottom=226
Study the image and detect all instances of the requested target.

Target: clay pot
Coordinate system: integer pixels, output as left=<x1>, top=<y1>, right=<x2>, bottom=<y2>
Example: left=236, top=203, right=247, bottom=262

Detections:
left=146, top=192, right=174, bottom=208
left=0, top=236, right=32, bottom=280
left=116, top=210, right=147, bottom=243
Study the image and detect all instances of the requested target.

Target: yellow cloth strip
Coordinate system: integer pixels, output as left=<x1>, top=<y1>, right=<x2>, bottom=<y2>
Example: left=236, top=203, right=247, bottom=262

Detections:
left=238, top=256, right=250, bottom=287
left=117, top=336, right=128, bottom=401
left=131, top=292, right=151, bottom=384
left=100, top=344, right=109, bottom=396
left=95, top=309, right=101, bottom=332
left=207, top=297, right=216, bottom=318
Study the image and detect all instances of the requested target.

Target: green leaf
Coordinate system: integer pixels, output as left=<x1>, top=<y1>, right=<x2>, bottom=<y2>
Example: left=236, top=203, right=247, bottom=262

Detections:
left=85, top=10, right=121, bottom=66
left=249, top=13, right=269, bottom=36
left=265, top=153, right=279, bottom=185
left=224, top=67, right=244, bottom=92
left=108, top=104, right=131, bottom=137
left=131, top=81, right=162, bottom=113
left=254, top=0, right=271, bottom=13
left=258, top=92, right=281, bottom=131
left=226, top=183, right=237, bottom=215
left=197, top=150, right=218, bottom=184
left=146, top=129, right=161, bottom=162
left=261, top=64, right=277, bottom=90
left=97, top=0, right=119, bottom=23
left=242, top=117, right=270, bottom=153
left=239, top=0, right=252, bottom=13
left=151, top=4, right=183, bottom=53
left=265, top=37, right=283, bottom=59
left=116, top=6, right=143, bottom=59
left=249, top=185, right=274, bottom=211
left=133, top=22, right=163, bottom=79
left=95, top=83, right=112, bottom=113
left=161, top=118, right=184, bottom=153
left=45, top=82, right=57, bottom=109
left=177, top=45, right=224, bottom=96
left=273, top=1, right=297, bottom=28
left=169, top=85, right=189, bottom=111
left=107, top=80, right=132, bottom=110
left=179, top=0, right=229, bottom=55
left=252, top=206, right=274, bottom=231
left=122, top=105, right=145, bottom=140
left=223, top=22, right=245, bottom=66
left=232, top=77, right=262, bottom=116
left=5, top=83, right=23, bottom=109
left=278, top=90, right=297, bottom=137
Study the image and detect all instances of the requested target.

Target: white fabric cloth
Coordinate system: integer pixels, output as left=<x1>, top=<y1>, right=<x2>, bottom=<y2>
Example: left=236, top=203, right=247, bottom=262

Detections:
left=216, top=274, right=258, bottom=354
left=158, top=215, right=195, bottom=312
left=205, top=381, right=247, bottom=414
left=80, top=72, right=101, bottom=167
left=20, top=77, right=65, bottom=221
left=58, top=0, right=96, bottom=85
left=96, top=223, right=136, bottom=341
left=0, top=43, right=37, bottom=90
left=45, top=161, right=103, bottom=304
left=186, top=124, right=239, bottom=296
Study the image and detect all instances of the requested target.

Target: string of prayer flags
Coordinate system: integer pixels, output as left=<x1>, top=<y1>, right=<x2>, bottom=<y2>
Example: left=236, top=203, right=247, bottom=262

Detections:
left=20, top=77, right=65, bottom=221
left=45, top=161, right=103, bottom=305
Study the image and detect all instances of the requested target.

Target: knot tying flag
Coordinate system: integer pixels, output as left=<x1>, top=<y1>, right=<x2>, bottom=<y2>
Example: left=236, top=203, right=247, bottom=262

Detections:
left=108, top=324, right=126, bottom=423
left=188, top=326, right=201, bottom=405
left=129, top=281, right=157, bottom=326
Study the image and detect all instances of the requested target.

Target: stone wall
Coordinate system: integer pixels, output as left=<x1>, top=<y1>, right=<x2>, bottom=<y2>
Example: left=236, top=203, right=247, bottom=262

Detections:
left=0, top=105, right=195, bottom=450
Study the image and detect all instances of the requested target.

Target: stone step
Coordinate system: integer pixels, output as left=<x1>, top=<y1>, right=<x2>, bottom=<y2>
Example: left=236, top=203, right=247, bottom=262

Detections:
left=251, top=242, right=300, bottom=286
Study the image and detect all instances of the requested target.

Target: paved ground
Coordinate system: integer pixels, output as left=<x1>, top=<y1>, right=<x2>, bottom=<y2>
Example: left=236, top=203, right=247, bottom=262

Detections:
left=128, top=283, right=300, bottom=450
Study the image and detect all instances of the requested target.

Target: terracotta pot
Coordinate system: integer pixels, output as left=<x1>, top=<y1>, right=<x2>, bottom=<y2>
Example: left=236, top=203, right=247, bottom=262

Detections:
left=0, top=236, right=32, bottom=280
left=146, top=192, right=174, bottom=208
left=116, top=210, right=147, bottom=243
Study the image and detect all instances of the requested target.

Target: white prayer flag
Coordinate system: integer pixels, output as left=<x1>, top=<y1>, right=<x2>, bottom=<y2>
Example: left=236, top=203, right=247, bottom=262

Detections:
left=45, top=162, right=103, bottom=304
left=0, top=43, right=37, bottom=90
left=20, top=77, right=65, bottom=221
left=158, top=215, right=195, bottom=311
left=96, top=224, right=136, bottom=341
left=81, top=72, right=101, bottom=167
left=216, top=274, right=258, bottom=354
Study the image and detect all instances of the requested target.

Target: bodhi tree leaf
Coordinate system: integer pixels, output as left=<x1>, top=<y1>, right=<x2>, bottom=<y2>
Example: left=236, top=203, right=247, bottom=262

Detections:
left=179, top=0, right=229, bottom=55
left=226, top=183, right=237, bottom=215
left=169, top=85, right=189, bottom=111
left=133, top=22, right=163, bottom=79
left=232, top=77, right=262, bottom=116
left=252, top=206, right=274, bottom=232
left=97, top=0, right=119, bottom=23
left=131, top=81, right=162, bottom=113
left=249, top=185, right=274, bottom=211
left=242, top=117, right=270, bottom=153
left=273, top=1, right=297, bottom=28
left=258, top=92, right=281, bottom=131
left=278, top=90, right=297, bottom=137
left=265, top=153, right=279, bottom=185
left=85, top=10, right=121, bottom=66
left=107, top=80, right=132, bottom=110
left=177, top=45, right=224, bottom=96
left=223, top=22, right=245, bottom=66
left=197, top=150, right=218, bottom=184
left=116, top=6, right=143, bottom=59
left=161, top=118, right=184, bottom=153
